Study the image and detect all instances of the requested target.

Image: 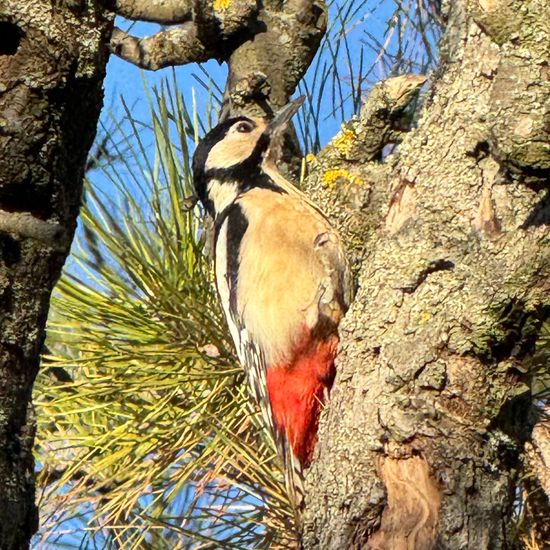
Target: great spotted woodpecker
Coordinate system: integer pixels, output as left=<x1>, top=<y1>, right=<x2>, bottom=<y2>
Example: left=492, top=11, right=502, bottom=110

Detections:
left=192, top=98, right=352, bottom=507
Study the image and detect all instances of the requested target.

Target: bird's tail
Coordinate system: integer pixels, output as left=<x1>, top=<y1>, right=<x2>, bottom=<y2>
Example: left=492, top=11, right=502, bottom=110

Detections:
left=266, top=333, right=338, bottom=516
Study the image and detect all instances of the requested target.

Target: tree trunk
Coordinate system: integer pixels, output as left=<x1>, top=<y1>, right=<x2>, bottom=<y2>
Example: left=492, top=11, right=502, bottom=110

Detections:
left=302, top=0, right=550, bottom=547
left=0, top=2, right=111, bottom=547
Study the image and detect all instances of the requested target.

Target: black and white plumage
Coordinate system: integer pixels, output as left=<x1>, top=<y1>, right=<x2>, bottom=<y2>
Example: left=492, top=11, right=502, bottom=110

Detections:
left=192, top=99, right=352, bottom=510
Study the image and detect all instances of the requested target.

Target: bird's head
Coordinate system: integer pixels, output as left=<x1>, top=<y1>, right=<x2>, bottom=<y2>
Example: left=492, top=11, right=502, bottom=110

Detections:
left=192, top=97, right=304, bottom=217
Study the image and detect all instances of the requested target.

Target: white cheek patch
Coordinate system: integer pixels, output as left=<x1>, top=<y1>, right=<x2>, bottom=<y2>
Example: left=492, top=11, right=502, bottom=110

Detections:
left=204, top=124, right=265, bottom=171
left=207, top=179, right=239, bottom=213
left=205, top=138, right=252, bottom=170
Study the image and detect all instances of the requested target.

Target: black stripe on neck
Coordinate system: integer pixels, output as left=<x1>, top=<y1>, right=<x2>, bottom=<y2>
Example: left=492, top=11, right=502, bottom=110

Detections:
left=205, top=131, right=287, bottom=195
left=223, top=203, right=249, bottom=316
left=208, top=169, right=287, bottom=197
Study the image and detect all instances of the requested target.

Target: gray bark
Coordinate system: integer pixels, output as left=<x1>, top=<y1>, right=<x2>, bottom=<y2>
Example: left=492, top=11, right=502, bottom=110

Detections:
left=0, top=1, right=112, bottom=548
left=108, top=0, right=326, bottom=117
left=301, top=0, right=550, bottom=548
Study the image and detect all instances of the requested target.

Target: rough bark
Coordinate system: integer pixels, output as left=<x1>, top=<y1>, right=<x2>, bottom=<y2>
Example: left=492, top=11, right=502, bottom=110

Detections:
left=0, top=1, right=112, bottom=548
left=301, top=0, right=550, bottom=548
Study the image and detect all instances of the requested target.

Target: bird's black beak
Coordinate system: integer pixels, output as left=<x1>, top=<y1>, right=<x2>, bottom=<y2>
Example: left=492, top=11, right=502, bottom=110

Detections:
left=268, top=96, right=305, bottom=134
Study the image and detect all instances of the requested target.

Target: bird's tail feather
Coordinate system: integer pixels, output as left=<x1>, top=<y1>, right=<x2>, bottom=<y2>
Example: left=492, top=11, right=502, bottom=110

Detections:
left=266, top=333, right=338, bottom=522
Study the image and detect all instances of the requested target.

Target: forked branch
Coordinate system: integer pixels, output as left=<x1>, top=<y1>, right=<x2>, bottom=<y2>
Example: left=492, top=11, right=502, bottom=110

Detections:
left=105, top=0, right=326, bottom=119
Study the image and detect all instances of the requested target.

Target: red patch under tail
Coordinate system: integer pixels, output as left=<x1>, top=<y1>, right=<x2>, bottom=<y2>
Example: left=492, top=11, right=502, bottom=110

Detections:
left=266, top=332, right=339, bottom=468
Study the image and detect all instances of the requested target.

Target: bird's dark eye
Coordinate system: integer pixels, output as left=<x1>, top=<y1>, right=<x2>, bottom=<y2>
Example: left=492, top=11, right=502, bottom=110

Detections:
left=236, top=121, right=253, bottom=133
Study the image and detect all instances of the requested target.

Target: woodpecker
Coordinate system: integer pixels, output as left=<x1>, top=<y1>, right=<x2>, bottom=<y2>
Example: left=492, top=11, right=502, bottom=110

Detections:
left=192, top=98, right=352, bottom=506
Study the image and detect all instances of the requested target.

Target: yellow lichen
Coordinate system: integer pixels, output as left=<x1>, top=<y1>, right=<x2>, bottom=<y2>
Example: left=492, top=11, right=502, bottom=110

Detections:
left=332, top=128, right=356, bottom=156
left=213, top=0, right=231, bottom=11
left=305, top=153, right=316, bottom=164
left=420, top=311, right=432, bottom=324
left=321, top=168, right=362, bottom=191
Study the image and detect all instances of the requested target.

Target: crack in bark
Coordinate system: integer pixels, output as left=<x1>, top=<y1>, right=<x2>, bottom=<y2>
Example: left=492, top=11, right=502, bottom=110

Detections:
left=400, top=260, right=455, bottom=294
left=0, top=22, right=23, bottom=55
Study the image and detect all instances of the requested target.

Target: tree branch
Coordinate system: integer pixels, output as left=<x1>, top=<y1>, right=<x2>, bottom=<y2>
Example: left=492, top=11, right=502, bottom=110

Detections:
left=301, top=74, right=426, bottom=267
left=108, top=0, right=259, bottom=69
left=102, top=0, right=192, bottom=24
left=353, top=74, right=427, bottom=162
left=0, top=209, right=68, bottom=250
left=110, top=24, right=212, bottom=70
left=317, top=73, right=426, bottom=168
left=222, top=0, right=327, bottom=116
left=108, top=0, right=325, bottom=120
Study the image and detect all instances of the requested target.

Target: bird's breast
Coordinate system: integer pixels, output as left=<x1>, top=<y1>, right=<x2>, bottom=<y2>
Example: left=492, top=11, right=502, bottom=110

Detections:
left=232, top=188, right=337, bottom=364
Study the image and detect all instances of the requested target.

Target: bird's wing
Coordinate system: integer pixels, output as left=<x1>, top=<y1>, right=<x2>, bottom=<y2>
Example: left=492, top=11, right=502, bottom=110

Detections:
left=234, top=326, right=273, bottom=433
left=311, top=229, right=354, bottom=327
